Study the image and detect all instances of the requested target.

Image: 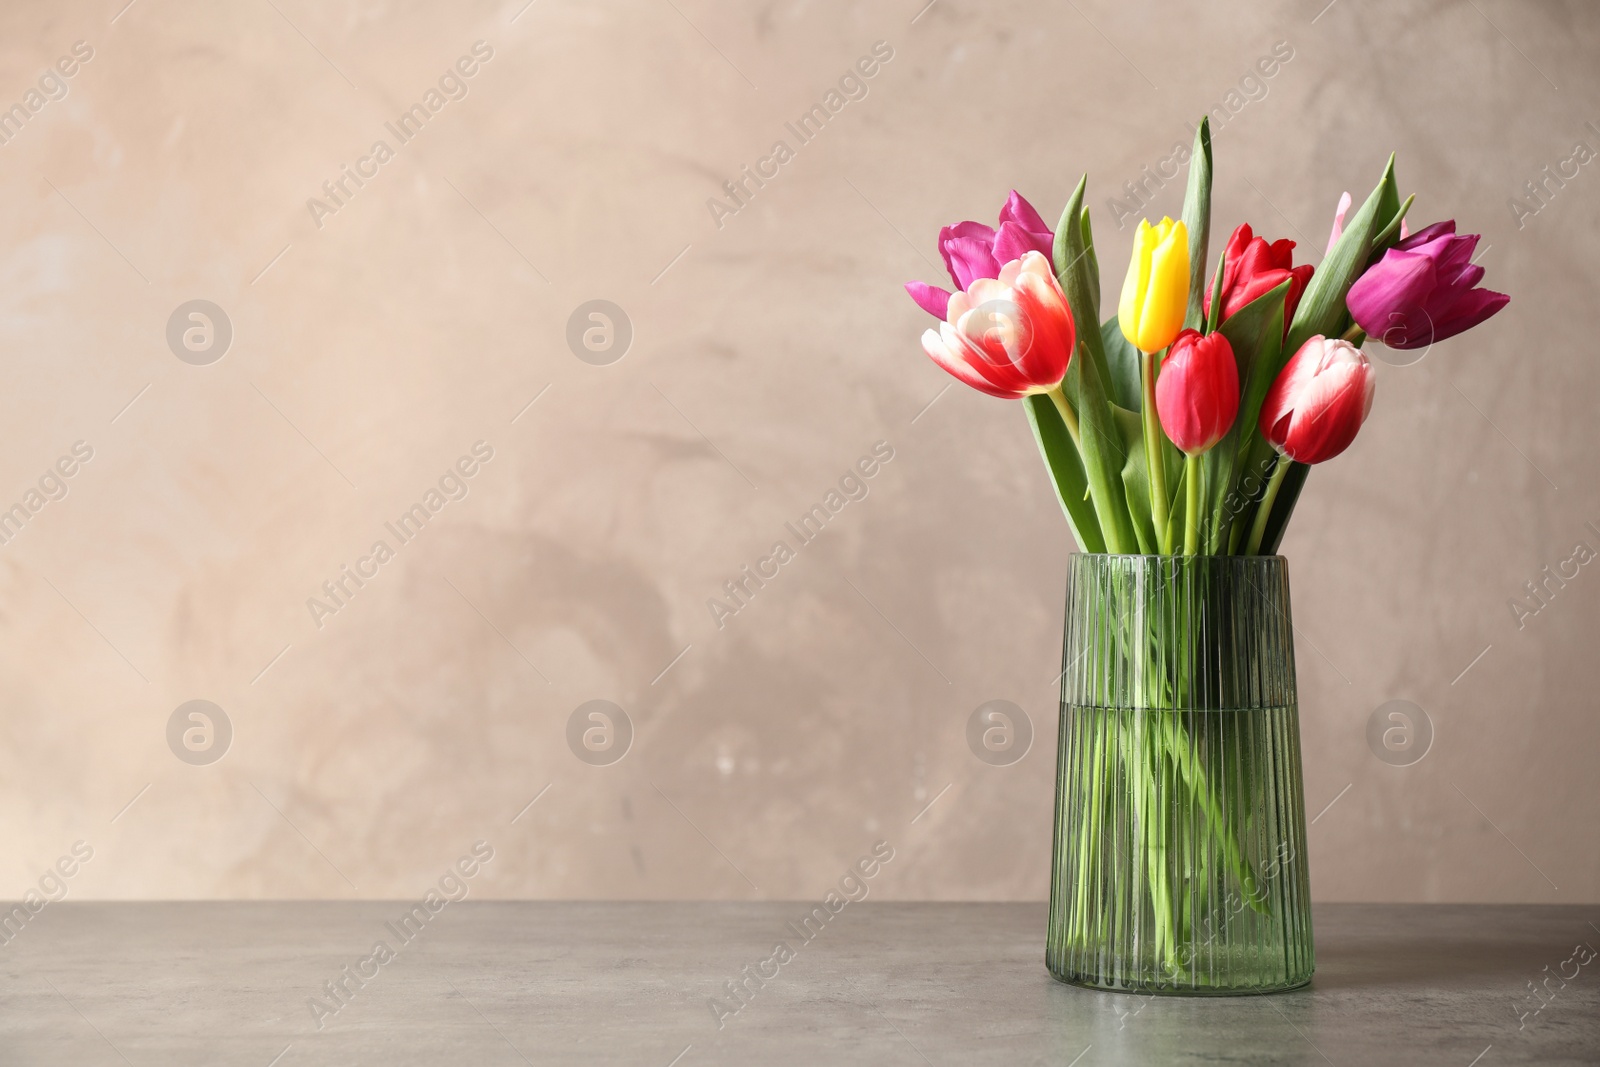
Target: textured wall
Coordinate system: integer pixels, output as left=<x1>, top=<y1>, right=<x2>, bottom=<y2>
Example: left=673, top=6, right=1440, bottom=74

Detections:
left=0, top=0, right=1595, bottom=904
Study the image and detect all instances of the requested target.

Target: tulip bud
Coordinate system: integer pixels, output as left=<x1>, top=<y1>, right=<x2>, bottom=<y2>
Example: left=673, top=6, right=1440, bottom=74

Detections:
left=919, top=251, right=1076, bottom=400
left=1118, top=217, right=1190, bottom=353
left=1258, top=336, right=1376, bottom=464
left=1155, top=329, right=1239, bottom=456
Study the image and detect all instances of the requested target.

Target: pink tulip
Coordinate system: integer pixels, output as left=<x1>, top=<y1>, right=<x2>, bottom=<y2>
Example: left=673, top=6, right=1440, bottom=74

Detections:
left=1259, top=335, right=1375, bottom=464
left=920, top=251, right=1075, bottom=399
left=1155, top=329, right=1239, bottom=455
left=905, top=191, right=1054, bottom=319
left=1324, top=192, right=1353, bottom=257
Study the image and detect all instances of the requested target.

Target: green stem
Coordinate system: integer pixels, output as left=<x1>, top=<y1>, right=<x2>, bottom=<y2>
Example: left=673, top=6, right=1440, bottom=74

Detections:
left=1183, top=453, right=1200, bottom=556
left=1050, top=380, right=1137, bottom=555
left=1046, top=383, right=1084, bottom=454
left=1340, top=323, right=1367, bottom=345
left=1140, top=350, right=1171, bottom=552
left=1150, top=714, right=1266, bottom=916
left=1122, top=713, right=1179, bottom=974
left=1244, top=453, right=1291, bottom=556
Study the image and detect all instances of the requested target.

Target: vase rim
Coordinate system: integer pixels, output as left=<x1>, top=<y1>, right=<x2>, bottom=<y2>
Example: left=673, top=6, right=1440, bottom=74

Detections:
left=1070, top=552, right=1286, bottom=562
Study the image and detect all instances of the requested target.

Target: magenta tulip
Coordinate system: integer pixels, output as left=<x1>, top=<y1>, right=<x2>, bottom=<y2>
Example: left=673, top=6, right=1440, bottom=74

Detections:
left=1345, top=221, right=1508, bottom=350
left=905, top=191, right=1053, bottom=319
left=919, top=251, right=1075, bottom=400
left=1259, top=336, right=1375, bottom=464
left=1155, top=329, right=1239, bottom=455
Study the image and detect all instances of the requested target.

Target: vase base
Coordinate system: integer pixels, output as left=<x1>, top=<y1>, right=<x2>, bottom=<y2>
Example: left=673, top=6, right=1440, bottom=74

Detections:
left=1046, top=965, right=1313, bottom=997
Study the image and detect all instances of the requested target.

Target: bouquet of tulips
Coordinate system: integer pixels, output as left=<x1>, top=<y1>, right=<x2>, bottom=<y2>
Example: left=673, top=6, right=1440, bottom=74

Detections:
left=905, top=119, right=1506, bottom=558
left=903, top=119, right=1508, bottom=983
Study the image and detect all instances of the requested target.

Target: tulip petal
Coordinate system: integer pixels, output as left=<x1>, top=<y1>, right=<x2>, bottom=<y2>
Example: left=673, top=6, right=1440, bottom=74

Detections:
left=1396, top=220, right=1455, bottom=249
left=1000, top=190, right=1052, bottom=238
left=942, top=234, right=1001, bottom=290
left=923, top=325, right=1023, bottom=400
left=1119, top=219, right=1153, bottom=347
left=1430, top=286, right=1510, bottom=342
left=1284, top=263, right=1315, bottom=324
left=1348, top=249, right=1436, bottom=344
left=905, top=281, right=952, bottom=319
left=1138, top=220, right=1189, bottom=351
left=923, top=250, right=1076, bottom=401
left=939, top=221, right=995, bottom=287
left=1259, top=337, right=1374, bottom=464
left=1155, top=329, right=1238, bottom=454
left=1011, top=264, right=1074, bottom=389
left=1325, top=191, right=1352, bottom=256
left=1284, top=360, right=1371, bottom=463
left=1205, top=223, right=1252, bottom=320
left=993, top=221, right=1052, bottom=266
left=1259, top=335, right=1327, bottom=450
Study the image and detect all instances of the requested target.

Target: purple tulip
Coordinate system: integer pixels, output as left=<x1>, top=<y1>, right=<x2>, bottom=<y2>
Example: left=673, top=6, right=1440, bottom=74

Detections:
left=905, top=191, right=1054, bottom=319
left=1346, top=221, right=1508, bottom=350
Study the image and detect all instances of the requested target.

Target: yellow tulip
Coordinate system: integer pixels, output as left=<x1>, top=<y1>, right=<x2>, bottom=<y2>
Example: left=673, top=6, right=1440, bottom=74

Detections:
left=1118, top=217, right=1190, bottom=353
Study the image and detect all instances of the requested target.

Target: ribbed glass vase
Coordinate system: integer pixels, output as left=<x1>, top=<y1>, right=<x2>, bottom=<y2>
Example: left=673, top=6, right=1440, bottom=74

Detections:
left=1046, top=554, right=1314, bottom=994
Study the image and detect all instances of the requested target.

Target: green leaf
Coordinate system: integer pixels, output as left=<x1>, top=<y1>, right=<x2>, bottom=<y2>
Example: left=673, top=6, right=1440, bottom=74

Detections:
left=1053, top=180, right=1134, bottom=553
left=1260, top=154, right=1403, bottom=552
left=1100, top=316, right=1143, bottom=411
left=1374, top=160, right=1401, bottom=240
left=1221, top=281, right=1292, bottom=462
left=1180, top=117, right=1213, bottom=331
left=1112, top=404, right=1158, bottom=554
left=1024, top=394, right=1105, bottom=554
left=1370, top=192, right=1414, bottom=253
left=1159, top=405, right=1184, bottom=527
left=1053, top=176, right=1110, bottom=401
left=1285, top=154, right=1396, bottom=354
left=1205, top=281, right=1288, bottom=551
left=1068, top=352, right=1139, bottom=555
left=1080, top=207, right=1101, bottom=315
left=1204, top=251, right=1227, bottom=334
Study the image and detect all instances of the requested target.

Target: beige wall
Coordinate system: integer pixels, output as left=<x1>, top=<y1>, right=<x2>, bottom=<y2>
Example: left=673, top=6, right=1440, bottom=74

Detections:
left=0, top=0, right=1595, bottom=904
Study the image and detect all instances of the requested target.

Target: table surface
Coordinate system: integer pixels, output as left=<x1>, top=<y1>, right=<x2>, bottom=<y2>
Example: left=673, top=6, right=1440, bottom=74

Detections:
left=1, top=902, right=1596, bottom=1065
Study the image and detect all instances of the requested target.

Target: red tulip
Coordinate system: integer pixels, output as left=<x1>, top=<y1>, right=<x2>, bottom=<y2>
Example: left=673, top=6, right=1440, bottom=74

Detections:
left=919, top=251, right=1075, bottom=399
left=1155, top=329, right=1239, bottom=455
left=1258, top=336, right=1375, bottom=464
left=1203, top=223, right=1314, bottom=327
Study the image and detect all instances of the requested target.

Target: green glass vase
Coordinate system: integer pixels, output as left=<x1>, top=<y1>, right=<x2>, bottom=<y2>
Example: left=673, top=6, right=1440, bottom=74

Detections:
left=1046, top=554, right=1314, bottom=994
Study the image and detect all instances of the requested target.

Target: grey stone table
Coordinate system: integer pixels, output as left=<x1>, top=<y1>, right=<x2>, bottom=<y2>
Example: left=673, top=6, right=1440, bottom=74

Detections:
left=1, top=902, right=1596, bottom=1065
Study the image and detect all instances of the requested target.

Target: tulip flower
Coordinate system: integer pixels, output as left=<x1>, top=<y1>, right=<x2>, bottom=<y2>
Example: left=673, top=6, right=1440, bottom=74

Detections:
left=1119, top=217, right=1190, bottom=353
left=1118, top=217, right=1190, bottom=549
left=1258, top=335, right=1375, bottom=465
left=1203, top=223, right=1314, bottom=326
left=1243, top=335, right=1376, bottom=554
left=1345, top=221, right=1508, bottom=350
left=1155, top=330, right=1239, bottom=456
left=919, top=251, right=1075, bottom=400
left=1155, top=328, right=1240, bottom=554
left=905, top=191, right=1054, bottom=319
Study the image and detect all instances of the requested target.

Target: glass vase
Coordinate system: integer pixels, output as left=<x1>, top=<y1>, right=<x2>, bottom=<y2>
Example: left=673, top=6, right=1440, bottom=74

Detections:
left=1046, top=553, right=1314, bottom=994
